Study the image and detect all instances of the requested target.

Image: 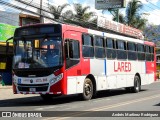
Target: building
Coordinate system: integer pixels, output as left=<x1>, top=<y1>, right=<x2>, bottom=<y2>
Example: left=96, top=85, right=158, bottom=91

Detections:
left=0, top=11, right=40, bottom=26
left=19, top=13, right=40, bottom=26
left=0, top=11, right=19, bottom=26
left=0, top=11, right=40, bottom=85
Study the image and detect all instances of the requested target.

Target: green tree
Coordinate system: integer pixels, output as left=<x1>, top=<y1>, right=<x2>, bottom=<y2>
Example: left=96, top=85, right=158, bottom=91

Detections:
left=113, top=13, right=126, bottom=24
left=126, top=0, right=147, bottom=30
left=126, top=0, right=143, bottom=26
left=132, top=16, right=147, bottom=30
left=73, top=3, right=96, bottom=22
left=144, top=25, right=160, bottom=41
left=49, top=3, right=72, bottom=20
left=112, top=0, right=147, bottom=30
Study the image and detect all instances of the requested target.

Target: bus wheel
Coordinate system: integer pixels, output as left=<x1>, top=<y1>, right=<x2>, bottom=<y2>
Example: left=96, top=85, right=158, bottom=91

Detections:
left=40, top=94, right=53, bottom=101
left=82, top=78, right=93, bottom=100
left=132, top=75, right=141, bottom=93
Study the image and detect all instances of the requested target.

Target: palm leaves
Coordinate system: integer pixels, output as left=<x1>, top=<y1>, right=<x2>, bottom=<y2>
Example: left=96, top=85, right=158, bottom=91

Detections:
left=49, top=3, right=72, bottom=19
left=73, top=3, right=96, bottom=22
left=126, top=0, right=147, bottom=30
left=112, top=0, right=147, bottom=30
left=126, top=0, right=143, bottom=26
left=48, top=1, right=147, bottom=31
left=113, top=13, right=126, bottom=24
left=49, top=3, right=96, bottom=26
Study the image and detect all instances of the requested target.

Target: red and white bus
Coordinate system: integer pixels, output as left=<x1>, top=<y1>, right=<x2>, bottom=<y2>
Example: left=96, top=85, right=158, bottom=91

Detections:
left=11, top=23, right=156, bottom=100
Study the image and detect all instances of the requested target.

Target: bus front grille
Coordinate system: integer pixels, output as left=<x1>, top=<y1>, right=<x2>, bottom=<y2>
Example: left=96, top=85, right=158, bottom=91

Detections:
left=17, top=83, right=49, bottom=92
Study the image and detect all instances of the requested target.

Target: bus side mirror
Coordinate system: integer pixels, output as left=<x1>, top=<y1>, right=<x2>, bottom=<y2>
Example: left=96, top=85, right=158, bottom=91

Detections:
left=6, top=37, right=13, bottom=54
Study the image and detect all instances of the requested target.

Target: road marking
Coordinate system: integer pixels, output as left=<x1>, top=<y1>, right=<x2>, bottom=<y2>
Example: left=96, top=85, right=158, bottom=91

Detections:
left=92, top=98, right=110, bottom=102
left=35, top=105, right=68, bottom=111
left=88, top=94, right=160, bottom=111
left=43, top=94, right=160, bottom=120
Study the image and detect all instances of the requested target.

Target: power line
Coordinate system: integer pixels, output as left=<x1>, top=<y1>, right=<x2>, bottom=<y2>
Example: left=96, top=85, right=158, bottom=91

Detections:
left=146, top=0, right=160, bottom=10
left=0, top=0, right=73, bottom=25
left=15, top=0, right=50, bottom=11
left=141, top=8, right=160, bottom=17
left=0, top=14, right=19, bottom=23
left=0, top=0, right=51, bottom=19
left=0, top=0, right=55, bottom=25
left=14, top=0, right=97, bottom=25
left=19, top=0, right=33, bottom=14
left=0, top=0, right=148, bottom=39
left=0, top=5, right=22, bottom=24
left=144, top=4, right=157, bottom=11
left=142, top=4, right=160, bottom=17
left=0, top=2, right=49, bottom=25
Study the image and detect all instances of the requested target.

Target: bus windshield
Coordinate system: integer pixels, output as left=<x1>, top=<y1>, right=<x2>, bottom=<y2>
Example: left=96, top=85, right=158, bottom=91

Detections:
left=13, top=37, right=62, bottom=69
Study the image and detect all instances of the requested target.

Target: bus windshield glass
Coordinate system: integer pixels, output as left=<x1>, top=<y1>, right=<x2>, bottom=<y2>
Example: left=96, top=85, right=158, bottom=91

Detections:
left=13, top=37, right=62, bottom=69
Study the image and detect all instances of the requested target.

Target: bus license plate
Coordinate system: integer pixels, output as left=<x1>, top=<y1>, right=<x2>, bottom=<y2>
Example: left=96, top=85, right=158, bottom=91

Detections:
left=29, top=88, right=36, bottom=92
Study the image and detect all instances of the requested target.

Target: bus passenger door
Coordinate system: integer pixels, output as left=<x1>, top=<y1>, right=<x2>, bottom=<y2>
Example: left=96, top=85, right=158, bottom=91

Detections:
left=63, top=31, right=83, bottom=95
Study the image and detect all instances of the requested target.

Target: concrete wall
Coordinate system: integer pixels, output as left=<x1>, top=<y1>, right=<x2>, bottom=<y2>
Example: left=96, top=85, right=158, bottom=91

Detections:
left=0, top=11, right=19, bottom=26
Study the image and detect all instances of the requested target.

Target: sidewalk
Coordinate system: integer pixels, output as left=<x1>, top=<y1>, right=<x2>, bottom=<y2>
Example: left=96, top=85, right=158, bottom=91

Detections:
left=0, top=84, right=12, bottom=89
left=0, top=84, right=38, bottom=100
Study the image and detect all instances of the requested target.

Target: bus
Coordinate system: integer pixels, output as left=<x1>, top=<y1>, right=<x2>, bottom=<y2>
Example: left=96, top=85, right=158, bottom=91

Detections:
left=9, top=23, right=156, bottom=100
left=0, top=23, right=17, bottom=85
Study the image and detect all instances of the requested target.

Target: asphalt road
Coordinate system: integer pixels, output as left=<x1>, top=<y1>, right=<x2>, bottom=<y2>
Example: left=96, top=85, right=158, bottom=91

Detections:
left=0, top=81, right=160, bottom=120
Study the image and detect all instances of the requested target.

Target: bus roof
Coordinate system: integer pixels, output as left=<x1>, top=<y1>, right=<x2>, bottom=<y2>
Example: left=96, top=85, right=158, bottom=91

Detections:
left=88, top=29, right=144, bottom=44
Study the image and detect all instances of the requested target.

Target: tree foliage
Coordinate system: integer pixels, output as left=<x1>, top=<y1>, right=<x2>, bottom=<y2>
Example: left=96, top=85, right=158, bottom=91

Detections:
left=49, top=3, right=72, bottom=20
left=112, top=0, right=147, bottom=30
left=73, top=3, right=96, bottom=22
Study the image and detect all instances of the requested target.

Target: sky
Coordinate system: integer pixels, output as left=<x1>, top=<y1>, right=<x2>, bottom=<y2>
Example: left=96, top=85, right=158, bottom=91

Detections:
left=1, top=0, right=160, bottom=25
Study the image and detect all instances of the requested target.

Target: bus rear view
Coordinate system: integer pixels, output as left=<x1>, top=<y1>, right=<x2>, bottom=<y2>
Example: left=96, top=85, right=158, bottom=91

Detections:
left=12, top=24, right=64, bottom=99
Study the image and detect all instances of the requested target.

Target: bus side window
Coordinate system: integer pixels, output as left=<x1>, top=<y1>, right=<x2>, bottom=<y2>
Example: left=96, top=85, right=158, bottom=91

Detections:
left=65, top=39, right=80, bottom=69
left=127, top=42, right=137, bottom=60
left=69, top=40, right=80, bottom=59
left=116, top=40, right=127, bottom=60
left=145, top=45, right=152, bottom=61
left=150, top=46, right=154, bottom=61
left=137, top=44, right=145, bottom=61
left=94, top=36, right=105, bottom=58
left=64, top=40, right=69, bottom=59
left=106, top=38, right=116, bottom=59
left=82, top=34, right=94, bottom=58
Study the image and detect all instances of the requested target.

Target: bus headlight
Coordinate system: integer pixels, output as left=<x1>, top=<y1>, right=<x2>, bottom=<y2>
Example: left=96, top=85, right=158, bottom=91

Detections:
left=50, top=73, right=63, bottom=85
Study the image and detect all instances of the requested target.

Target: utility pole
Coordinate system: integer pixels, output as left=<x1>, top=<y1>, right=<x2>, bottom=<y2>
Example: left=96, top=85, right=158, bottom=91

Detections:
left=108, top=8, right=119, bottom=22
left=115, top=9, right=119, bottom=22
left=40, top=0, right=43, bottom=23
left=103, top=8, right=119, bottom=22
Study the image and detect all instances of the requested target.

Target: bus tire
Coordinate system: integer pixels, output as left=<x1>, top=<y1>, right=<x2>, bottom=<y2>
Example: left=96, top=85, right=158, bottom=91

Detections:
left=132, top=75, right=141, bottom=93
left=82, top=78, right=93, bottom=100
